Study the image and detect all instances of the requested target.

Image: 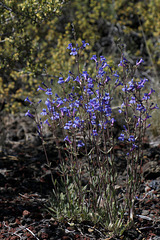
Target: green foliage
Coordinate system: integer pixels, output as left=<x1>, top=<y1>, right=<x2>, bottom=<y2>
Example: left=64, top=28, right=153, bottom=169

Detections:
left=0, top=0, right=159, bottom=112
left=114, top=0, right=160, bottom=76
left=0, top=0, right=67, bottom=112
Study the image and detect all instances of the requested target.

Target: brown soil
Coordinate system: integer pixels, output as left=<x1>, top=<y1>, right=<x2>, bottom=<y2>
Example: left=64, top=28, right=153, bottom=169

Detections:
left=0, top=113, right=160, bottom=239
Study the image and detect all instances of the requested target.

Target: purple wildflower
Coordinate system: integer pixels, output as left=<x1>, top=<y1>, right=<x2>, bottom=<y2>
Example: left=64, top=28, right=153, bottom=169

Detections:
left=42, top=82, right=48, bottom=88
left=51, top=79, right=53, bottom=85
left=46, top=88, right=52, bottom=95
left=44, top=119, right=51, bottom=127
left=77, top=140, right=85, bottom=148
left=82, top=71, right=88, bottom=80
left=72, top=117, right=81, bottom=128
left=118, top=133, right=125, bottom=141
left=60, top=107, right=69, bottom=116
left=37, top=99, right=42, bottom=104
left=45, top=99, right=52, bottom=111
left=136, top=58, right=144, bottom=66
left=65, top=75, right=71, bottom=82
left=142, top=93, right=150, bottom=101
left=56, top=98, right=63, bottom=107
left=110, top=118, right=115, bottom=126
left=91, top=55, right=97, bottom=62
left=130, top=96, right=136, bottom=104
left=136, top=104, right=146, bottom=112
left=113, top=72, right=119, bottom=78
left=67, top=43, right=72, bottom=49
left=74, top=76, right=80, bottom=83
left=92, top=129, right=98, bottom=136
left=81, top=40, right=89, bottom=48
left=64, top=121, right=72, bottom=130
left=128, top=135, right=135, bottom=142
left=150, top=104, right=159, bottom=110
left=144, top=113, right=152, bottom=121
left=100, top=56, right=106, bottom=61
left=70, top=48, right=78, bottom=56
left=137, top=78, right=148, bottom=89
left=73, top=100, right=80, bottom=108
left=51, top=111, right=60, bottom=120
left=58, top=77, right=64, bottom=84
left=37, top=86, right=46, bottom=91
left=118, top=57, right=128, bottom=67
left=131, top=144, right=137, bottom=151
left=25, top=110, right=34, bottom=119
left=64, top=135, right=72, bottom=144
left=41, top=108, right=47, bottom=116
left=148, top=88, right=155, bottom=96
left=104, top=76, right=111, bottom=83
left=98, top=67, right=105, bottom=77
left=24, top=97, right=33, bottom=105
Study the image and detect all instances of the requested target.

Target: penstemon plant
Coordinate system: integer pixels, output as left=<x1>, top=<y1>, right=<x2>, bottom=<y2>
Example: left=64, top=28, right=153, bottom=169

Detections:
left=24, top=41, right=158, bottom=236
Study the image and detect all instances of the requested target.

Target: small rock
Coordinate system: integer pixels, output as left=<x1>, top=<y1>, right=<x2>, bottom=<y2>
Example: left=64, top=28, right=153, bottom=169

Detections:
left=142, top=161, right=160, bottom=179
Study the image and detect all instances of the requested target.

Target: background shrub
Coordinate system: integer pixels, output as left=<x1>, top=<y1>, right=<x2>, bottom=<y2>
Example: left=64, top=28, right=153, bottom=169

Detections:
left=0, top=0, right=159, bottom=113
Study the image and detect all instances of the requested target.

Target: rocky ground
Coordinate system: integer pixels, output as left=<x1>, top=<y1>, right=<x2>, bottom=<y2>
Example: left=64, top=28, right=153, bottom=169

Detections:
left=0, top=113, right=160, bottom=240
